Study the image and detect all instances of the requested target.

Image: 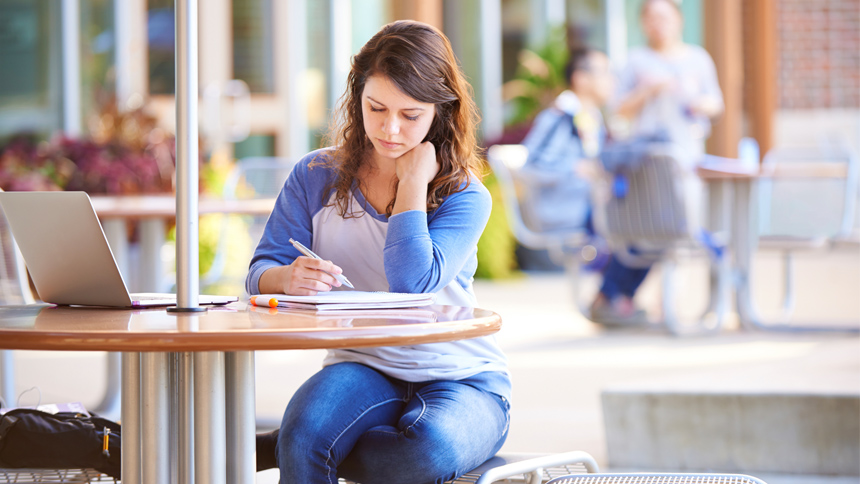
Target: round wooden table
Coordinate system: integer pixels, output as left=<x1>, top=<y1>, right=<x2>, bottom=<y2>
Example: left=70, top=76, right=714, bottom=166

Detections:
left=0, top=303, right=501, bottom=484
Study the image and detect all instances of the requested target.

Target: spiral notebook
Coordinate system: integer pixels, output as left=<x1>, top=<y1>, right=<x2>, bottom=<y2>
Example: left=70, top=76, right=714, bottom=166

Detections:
left=249, top=291, right=435, bottom=311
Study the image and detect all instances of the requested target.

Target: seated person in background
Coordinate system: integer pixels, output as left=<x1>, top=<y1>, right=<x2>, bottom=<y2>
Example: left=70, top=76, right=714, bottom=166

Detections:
left=519, top=47, right=613, bottom=234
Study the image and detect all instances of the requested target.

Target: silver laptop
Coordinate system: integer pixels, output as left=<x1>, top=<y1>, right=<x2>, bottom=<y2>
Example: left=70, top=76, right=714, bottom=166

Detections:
left=0, top=191, right=237, bottom=308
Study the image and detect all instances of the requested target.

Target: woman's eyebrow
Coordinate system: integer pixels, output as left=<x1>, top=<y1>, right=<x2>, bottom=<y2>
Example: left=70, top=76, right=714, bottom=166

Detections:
left=366, top=96, right=425, bottom=111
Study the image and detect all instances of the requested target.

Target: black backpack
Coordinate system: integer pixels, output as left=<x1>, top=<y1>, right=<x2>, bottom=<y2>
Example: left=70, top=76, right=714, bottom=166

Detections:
left=0, top=408, right=121, bottom=479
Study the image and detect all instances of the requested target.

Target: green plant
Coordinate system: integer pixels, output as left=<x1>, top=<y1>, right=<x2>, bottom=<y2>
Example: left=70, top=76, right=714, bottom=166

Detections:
left=475, top=172, right=519, bottom=279
left=502, top=26, right=570, bottom=128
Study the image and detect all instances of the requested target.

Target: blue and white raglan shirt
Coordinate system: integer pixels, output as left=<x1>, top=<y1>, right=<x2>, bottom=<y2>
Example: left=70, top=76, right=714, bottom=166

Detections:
left=246, top=149, right=511, bottom=401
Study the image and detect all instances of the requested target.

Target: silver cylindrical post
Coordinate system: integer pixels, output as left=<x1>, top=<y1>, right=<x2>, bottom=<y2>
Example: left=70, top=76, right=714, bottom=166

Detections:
left=195, top=351, right=226, bottom=484
left=226, top=351, right=256, bottom=484
left=173, top=0, right=202, bottom=311
left=179, top=351, right=195, bottom=484
left=0, top=350, right=14, bottom=409
left=141, top=352, right=169, bottom=484
left=121, top=352, right=141, bottom=484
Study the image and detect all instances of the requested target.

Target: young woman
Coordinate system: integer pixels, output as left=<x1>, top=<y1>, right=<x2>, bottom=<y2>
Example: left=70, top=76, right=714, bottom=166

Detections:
left=247, top=21, right=510, bottom=484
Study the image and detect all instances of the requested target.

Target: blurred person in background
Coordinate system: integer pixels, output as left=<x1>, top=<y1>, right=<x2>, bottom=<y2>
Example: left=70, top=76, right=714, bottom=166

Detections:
left=589, top=0, right=724, bottom=324
left=613, top=0, right=723, bottom=162
left=519, top=47, right=613, bottom=235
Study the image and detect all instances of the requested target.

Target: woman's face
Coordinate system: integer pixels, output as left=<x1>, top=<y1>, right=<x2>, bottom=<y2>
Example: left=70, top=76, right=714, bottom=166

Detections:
left=361, top=74, right=436, bottom=163
left=642, top=0, right=683, bottom=48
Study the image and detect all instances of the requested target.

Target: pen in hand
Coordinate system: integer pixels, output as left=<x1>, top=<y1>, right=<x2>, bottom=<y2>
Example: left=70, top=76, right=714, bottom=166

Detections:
left=289, top=238, right=355, bottom=289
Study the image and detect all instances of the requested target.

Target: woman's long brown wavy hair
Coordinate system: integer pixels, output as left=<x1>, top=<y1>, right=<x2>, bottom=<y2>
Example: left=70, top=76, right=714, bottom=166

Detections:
left=315, top=20, right=483, bottom=217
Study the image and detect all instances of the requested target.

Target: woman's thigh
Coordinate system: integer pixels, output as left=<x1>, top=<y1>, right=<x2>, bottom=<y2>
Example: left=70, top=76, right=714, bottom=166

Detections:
left=339, top=381, right=510, bottom=484
left=278, top=362, right=408, bottom=484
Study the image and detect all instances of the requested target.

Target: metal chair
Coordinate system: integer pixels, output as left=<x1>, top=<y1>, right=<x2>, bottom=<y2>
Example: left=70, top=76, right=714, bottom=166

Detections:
left=486, top=145, right=593, bottom=314
left=589, top=144, right=730, bottom=335
left=339, top=450, right=599, bottom=484
left=546, top=473, right=768, bottom=484
left=0, top=468, right=116, bottom=484
left=740, top=143, right=860, bottom=331
left=201, top=156, right=297, bottom=288
left=0, top=205, right=36, bottom=409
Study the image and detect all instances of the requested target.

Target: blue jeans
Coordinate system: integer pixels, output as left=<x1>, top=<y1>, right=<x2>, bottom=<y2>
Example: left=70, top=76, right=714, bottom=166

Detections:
left=277, top=362, right=510, bottom=484
left=599, top=254, right=651, bottom=299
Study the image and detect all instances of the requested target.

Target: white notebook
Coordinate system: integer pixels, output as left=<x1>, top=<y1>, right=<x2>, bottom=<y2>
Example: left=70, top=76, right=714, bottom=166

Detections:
left=250, top=291, right=435, bottom=311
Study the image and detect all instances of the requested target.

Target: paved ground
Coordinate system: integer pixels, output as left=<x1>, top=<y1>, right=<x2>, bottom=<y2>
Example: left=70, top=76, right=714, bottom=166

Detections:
left=10, top=249, right=860, bottom=483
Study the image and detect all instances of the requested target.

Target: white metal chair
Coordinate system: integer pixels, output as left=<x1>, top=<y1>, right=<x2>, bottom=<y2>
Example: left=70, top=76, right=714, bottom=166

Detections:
left=0, top=204, right=36, bottom=410
left=741, top=143, right=860, bottom=331
left=201, top=156, right=297, bottom=288
left=546, top=473, right=768, bottom=484
left=340, top=450, right=599, bottom=484
left=589, top=144, right=730, bottom=335
left=486, top=145, right=593, bottom=314
left=0, top=468, right=116, bottom=484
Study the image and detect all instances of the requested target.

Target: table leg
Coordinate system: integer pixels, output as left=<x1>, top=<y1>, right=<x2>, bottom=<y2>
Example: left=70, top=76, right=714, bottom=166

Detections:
left=139, top=219, right=167, bottom=293
left=226, top=351, right=256, bottom=484
left=141, top=352, right=170, bottom=484
left=121, top=352, right=141, bottom=484
left=0, top=350, right=13, bottom=409
left=195, top=351, right=227, bottom=484
left=732, top=178, right=761, bottom=329
left=178, top=352, right=194, bottom=484
left=707, top=180, right=732, bottom=328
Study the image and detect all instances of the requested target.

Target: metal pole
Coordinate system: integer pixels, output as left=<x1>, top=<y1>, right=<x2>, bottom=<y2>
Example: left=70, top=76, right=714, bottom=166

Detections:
left=121, top=352, right=141, bottom=484
left=226, top=352, right=256, bottom=484
left=0, top=351, right=14, bottom=409
left=61, top=0, right=81, bottom=136
left=171, top=0, right=205, bottom=312
left=141, top=352, right=170, bottom=484
left=195, top=351, right=227, bottom=484
left=178, top=352, right=194, bottom=484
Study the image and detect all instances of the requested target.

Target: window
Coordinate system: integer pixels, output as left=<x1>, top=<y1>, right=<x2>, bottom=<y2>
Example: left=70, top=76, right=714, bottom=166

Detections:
left=232, top=0, right=274, bottom=93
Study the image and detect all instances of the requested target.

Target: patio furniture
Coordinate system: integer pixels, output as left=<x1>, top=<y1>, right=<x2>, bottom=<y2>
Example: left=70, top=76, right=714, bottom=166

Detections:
left=339, top=450, right=599, bottom=484
left=590, top=145, right=730, bottom=335
left=0, top=468, right=116, bottom=484
left=746, top=143, right=859, bottom=330
left=546, top=473, right=768, bottom=484
left=486, top=145, right=592, bottom=313
left=202, top=156, right=297, bottom=287
left=0, top=205, right=36, bottom=409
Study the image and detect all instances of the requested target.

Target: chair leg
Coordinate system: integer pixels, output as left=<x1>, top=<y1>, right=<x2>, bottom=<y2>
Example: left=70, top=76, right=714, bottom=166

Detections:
left=0, top=350, right=14, bottom=408
left=780, top=251, right=796, bottom=322
left=662, top=255, right=727, bottom=336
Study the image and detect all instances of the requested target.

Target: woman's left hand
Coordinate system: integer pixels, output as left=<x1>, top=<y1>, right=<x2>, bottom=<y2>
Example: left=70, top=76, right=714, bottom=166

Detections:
left=391, top=141, right=440, bottom=214
left=395, top=141, right=440, bottom=186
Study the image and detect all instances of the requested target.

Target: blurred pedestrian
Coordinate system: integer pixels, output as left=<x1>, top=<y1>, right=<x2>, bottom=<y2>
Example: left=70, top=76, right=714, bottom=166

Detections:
left=613, top=0, right=723, bottom=163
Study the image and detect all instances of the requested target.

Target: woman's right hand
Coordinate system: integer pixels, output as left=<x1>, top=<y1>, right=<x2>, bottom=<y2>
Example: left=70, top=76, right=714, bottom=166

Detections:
left=258, top=256, right=343, bottom=296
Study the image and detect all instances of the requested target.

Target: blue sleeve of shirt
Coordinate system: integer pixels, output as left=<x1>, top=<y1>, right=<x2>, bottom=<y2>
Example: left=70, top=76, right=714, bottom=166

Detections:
left=245, top=150, right=331, bottom=295
left=383, top=179, right=491, bottom=294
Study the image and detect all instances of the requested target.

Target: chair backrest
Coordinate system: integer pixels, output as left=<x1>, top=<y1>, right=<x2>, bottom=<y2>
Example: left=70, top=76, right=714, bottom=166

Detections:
left=223, top=156, right=298, bottom=200
left=758, top=145, right=859, bottom=239
left=591, top=145, right=702, bottom=250
left=0, top=208, right=35, bottom=305
left=546, top=473, right=768, bottom=484
left=486, top=144, right=587, bottom=252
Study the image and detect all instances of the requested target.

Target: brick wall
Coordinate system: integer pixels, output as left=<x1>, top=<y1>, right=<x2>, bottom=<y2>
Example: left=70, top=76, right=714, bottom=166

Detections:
left=775, top=0, right=860, bottom=109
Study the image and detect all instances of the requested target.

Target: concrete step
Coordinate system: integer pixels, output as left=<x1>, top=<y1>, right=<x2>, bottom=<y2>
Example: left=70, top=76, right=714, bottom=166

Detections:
left=603, top=389, right=859, bottom=476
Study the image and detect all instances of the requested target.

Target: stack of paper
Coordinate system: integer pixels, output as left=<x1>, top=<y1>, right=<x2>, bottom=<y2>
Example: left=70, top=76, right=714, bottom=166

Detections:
left=250, top=291, right=435, bottom=311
